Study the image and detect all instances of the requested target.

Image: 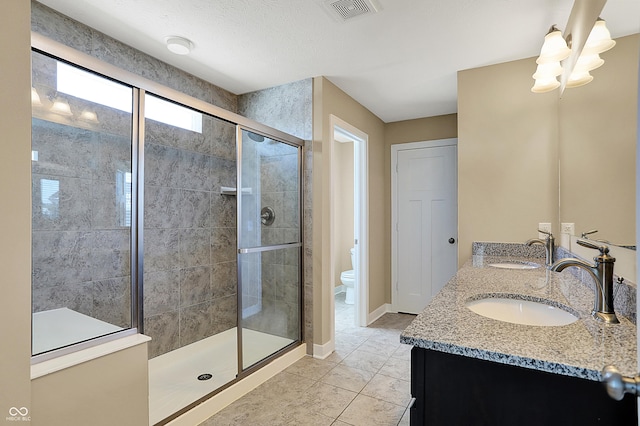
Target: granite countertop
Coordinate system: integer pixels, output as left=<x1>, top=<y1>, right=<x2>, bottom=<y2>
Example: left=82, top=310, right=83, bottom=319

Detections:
left=400, top=254, right=637, bottom=381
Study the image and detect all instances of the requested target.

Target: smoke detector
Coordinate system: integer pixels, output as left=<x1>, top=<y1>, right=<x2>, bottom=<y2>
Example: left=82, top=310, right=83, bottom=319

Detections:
left=322, top=0, right=381, bottom=22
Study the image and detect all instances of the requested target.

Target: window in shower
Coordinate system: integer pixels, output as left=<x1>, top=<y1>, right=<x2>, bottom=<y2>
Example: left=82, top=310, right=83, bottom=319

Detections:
left=31, top=50, right=135, bottom=357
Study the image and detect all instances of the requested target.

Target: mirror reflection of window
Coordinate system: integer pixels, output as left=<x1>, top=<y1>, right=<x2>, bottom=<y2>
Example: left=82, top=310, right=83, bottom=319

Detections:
left=39, top=178, right=59, bottom=219
left=116, top=170, right=132, bottom=227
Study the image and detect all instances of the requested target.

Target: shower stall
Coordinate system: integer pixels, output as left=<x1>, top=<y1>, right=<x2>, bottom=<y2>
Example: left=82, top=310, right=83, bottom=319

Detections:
left=30, top=42, right=304, bottom=425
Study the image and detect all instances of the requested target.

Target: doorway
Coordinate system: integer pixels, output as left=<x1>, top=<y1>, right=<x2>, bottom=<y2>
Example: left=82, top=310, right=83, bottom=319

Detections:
left=391, top=139, right=458, bottom=314
left=330, top=115, right=368, bottom=343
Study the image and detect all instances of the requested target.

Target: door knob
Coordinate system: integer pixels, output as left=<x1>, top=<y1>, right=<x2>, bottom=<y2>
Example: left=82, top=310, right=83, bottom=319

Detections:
left=602, top=365, right=640, bottom=400
left=448, top=238, right=456, bottom=244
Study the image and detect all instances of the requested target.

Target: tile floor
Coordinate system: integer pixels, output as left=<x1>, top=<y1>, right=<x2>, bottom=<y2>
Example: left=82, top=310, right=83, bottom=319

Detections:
left=200, top=292, right=416, bottom=425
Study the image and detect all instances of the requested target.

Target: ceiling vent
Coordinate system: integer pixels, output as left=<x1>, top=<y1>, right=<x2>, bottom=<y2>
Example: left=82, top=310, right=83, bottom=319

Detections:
left=322, top=0, right=381, bottom=21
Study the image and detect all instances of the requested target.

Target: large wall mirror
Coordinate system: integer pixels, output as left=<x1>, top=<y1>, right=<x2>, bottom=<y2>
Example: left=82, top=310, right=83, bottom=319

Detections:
left=558, top=33, right=638, bottom=249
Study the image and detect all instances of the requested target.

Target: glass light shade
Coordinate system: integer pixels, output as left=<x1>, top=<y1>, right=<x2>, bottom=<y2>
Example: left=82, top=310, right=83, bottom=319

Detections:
left=582, top=18, right=616, bottom=55
left=79, top=110, right=99, bottom=123
left=566, top=69, right=593, bottom=88
left=574, top=53, right=604, bottom=72
left=31, top=87, right=42, bottom=106
left=537, top=28, right=570, bottom=64
left=531, top=76, right=560, bottom=93
left=50, top=98, right=73, bottom=116
left=532, top=61, right=563, bottom=79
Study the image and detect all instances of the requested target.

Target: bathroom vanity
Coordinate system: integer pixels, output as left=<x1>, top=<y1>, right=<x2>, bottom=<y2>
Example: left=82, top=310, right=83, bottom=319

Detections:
left=401, top=245, right=638, bottom=425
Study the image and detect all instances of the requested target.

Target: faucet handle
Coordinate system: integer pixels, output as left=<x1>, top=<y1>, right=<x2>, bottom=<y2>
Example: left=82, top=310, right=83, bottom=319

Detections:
left=577, top=239, right=609, bottom=254
left=581, top=229, right=598, bottom=238
left=537, top=229, right=552, bottom=237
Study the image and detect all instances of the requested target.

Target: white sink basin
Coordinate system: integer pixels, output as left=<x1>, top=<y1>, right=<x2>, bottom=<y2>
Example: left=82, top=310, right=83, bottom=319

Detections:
left=466, top=296, right=578, bottom=326
left=488, top=261, right=540, bottom=270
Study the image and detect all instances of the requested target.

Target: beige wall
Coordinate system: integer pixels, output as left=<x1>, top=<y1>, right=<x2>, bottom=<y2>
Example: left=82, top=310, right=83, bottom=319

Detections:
left=334, top=141, right=355, bottom=287
left=312, top=77, right=385, bottom=345
left=32, top=343, right=149, bottom=426
left=458, top=57, right=560, bottom=265
left=0, top=3, right=150, bottom=423
left=383, top=114, right=458, bottom=301
left=0, top=0, right=32, bottom=421
left=559, top=34, right=639, bottom=246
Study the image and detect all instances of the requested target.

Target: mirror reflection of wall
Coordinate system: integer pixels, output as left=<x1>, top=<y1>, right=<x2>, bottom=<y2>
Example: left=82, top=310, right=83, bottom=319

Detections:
left=559, top=34, right=638, bottom=248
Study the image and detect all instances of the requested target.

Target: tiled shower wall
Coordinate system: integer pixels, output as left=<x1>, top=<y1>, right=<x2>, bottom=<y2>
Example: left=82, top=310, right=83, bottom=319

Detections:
left=31, top=51, right=134, bottom=328
left=31, top=1, right=314, bottom=357
left=143, top=115, right=238, bottom=358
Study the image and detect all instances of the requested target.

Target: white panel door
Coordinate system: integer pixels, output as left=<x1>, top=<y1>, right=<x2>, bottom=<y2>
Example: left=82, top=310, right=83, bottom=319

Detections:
left=395, top=144, right=457, bottom=314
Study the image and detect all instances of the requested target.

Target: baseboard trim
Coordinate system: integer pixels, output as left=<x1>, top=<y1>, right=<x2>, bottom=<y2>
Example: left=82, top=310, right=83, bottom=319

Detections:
left=166, top=344, right=306, bottom=426
left=367, top=303, right=393, bottom=325
left=312, top=339, right=335, bottom=359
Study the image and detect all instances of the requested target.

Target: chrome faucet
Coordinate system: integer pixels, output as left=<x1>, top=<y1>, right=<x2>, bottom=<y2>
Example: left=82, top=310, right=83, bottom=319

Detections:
left=550, top=240, right=619, bottom=324
left=525, top=230, right=555, bottom=267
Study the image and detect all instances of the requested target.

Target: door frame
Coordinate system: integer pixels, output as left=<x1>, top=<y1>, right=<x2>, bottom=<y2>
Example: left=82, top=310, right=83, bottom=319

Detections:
left=391, top=138, right=457, bottom=312
left=329, top=115, right=369, bottom=331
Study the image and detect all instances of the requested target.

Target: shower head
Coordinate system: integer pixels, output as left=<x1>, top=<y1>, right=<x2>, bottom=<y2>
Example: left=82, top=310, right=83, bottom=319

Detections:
left=247, top=132, right=265, bottom=142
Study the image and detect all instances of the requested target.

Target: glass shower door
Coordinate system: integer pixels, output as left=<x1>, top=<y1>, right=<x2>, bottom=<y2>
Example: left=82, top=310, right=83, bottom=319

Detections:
left=238, top=129, right=302, bottom=370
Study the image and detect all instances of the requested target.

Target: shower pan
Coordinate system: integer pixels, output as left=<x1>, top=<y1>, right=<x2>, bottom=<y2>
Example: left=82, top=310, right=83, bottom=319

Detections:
left=30, top=43, right=304, bottom=426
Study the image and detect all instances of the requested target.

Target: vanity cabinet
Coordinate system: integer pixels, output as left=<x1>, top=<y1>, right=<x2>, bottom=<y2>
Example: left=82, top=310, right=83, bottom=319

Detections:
left=410, top=347, right=637, bottom=426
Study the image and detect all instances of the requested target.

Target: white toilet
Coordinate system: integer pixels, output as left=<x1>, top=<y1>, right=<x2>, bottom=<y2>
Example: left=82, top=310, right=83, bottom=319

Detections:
left=340, top=248, right=356, bottom=305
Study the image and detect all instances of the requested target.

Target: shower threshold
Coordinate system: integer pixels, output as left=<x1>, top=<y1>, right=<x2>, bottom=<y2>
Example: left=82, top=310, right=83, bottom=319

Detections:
left=148, top=327, right=293, bottom=425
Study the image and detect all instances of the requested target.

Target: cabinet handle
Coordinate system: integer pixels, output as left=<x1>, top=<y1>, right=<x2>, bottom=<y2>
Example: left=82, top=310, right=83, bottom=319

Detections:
left=602, top=365, right=640, bottom=400
left=448, top=238, right=456, bottom=244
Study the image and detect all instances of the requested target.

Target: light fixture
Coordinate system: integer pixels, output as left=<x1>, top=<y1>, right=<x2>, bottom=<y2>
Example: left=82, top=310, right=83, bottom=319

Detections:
left=537, top=25, right=571, bottom=64
left=31, top=87, right=42, bottom=107
left=49, top=96, right=73, bottom=116
left=165, top=36, right=193, bottom=55
left=573, top=53, right=604, bottom=72
left=531, top=16, right=615, bottom=93
left=582, top=18, right=616, bottom=55
left=566, top=69, right=594, bottom=88
left=531, top=61, right=563, bottom=93
left=79, top=110, right=99, bottom=124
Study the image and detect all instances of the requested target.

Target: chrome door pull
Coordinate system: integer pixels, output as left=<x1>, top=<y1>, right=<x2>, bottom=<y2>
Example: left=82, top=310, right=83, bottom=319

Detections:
left=602, top=365, right=640, bottom=400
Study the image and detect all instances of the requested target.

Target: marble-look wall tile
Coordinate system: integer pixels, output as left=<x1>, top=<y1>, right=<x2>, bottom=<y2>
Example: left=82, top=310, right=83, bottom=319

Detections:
left=180, top=189, right=211, bottom=229
left=32, top=231, right=93, bottom=288
left=32, top=120, right=94, bottom=179
left=180, top=229, right=211, bottom=268
left=180, top=301, right=212, bottom=346
left=31, top=1, right=93, bottom=54
left=144, top=269, right=180, bottom=317
left=91, top=230, right=130, bottom=280
left=32, top=282, right=93, bottom=315
left=143, top=228, right=181, bottom=273
left=180, top=266, right=212, bottom=307
left=145, top=310, right=180, bottom=358
left=144, top=185, right=183, bottom=229
left=32, top=175, right=92, bottom=231
left=237, top=79, right=313, bottom=141
left=211, top=193, right=237, bottom=228
left=211, top=295, right=238, bottom=335
left=211, top=156, right=236, bottom=192
left=211, top=227, right=236, bottom=263
left=144, top=143, right=181, bottom=188
left=212, top=261, right=237, bottom=299
left=92, top=277, right=132, bottom=327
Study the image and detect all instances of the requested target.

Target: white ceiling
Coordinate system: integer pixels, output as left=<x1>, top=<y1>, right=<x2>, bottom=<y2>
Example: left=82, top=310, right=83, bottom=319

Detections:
left=36, top=0, right=640, bottom=123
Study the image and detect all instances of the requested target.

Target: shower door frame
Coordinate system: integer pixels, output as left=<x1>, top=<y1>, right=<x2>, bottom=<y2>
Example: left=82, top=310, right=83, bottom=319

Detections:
left=235, top=126, right=305, bottom=379
left=31, top=32, right=306, bottom=413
